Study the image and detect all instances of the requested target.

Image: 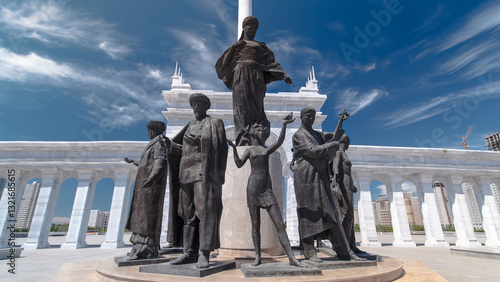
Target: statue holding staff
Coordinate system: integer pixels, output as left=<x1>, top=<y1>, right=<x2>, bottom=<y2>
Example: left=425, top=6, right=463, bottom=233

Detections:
left=292, top=107, right=364, bottom=262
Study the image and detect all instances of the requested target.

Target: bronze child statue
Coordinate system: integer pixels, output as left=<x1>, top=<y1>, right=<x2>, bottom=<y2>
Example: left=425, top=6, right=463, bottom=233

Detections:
left=228, top=113, right=302, bottom=267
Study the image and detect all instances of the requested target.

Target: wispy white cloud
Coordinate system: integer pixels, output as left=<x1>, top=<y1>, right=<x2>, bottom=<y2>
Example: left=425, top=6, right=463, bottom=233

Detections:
left=438, top=1, right=500, bottom=52
left=0, top=47, right=170, bottom=128
left=382, top=73, right=500, bottom=128
left=168, top=26, right=226, bottom=91
left=382, top=96, right=450, bottom=128
left=267, top=34, right=322, bottom=64
left=353, top=62, right=377, bottom=73
left=0, top=0, right=132, bottom=59
left=374, top=184, right=387, bottom=196
left=410, top=4, right=448, bottom=34
left=384, top=1, right=500, bottom=128
left=187, top=0, right=237, bottom=36
left=335, top=88, right=389, bottom=115
left=402, top=181, right=416, bottom=193
left=410, top=1, right=500, bottom=81
left=0, top=47, right=74, bottom=81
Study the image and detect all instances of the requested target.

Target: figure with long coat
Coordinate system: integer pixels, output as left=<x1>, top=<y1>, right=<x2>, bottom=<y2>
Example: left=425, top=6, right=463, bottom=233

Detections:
left=124, top=120, right=170, bottom=260
left=216, top=16, right=293, bottom=146
left=169, top=93, right=228, bottom=268
left=292, top=107, right=364, bottom=262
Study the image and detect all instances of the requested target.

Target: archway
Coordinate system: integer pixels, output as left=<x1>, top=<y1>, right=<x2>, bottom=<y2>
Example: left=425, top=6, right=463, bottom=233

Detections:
left=50, top=177, right=78, bottom=247
left=85, top=178, right=115, bottom=246
left=370, top=180, right=391, bottom=231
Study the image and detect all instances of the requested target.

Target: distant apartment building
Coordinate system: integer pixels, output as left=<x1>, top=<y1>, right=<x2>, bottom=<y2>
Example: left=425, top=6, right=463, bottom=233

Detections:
left=88, top=210, right=110, bottom=229
left=372, top=195, right=392, bottom=226
left=17, top=181, right=42, bottom=229
left=403, top=192, right=424, bottom=226
left=485, top=131, right=500, bottom=151
left=462, top=183, right=483, bottom=229
left=433, top=182, right=453, bottom=226
left=491, top=183, right=500, bottom=214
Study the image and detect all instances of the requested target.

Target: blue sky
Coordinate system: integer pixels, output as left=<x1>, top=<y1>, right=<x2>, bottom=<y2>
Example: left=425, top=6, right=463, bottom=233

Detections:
left=2, top=0, right=499, bottom=218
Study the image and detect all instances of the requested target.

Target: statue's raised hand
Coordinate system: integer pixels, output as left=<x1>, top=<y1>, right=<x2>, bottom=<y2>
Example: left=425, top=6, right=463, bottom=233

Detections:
left=283, top=112, right=295, bottom=125
left=284, top=75, right=294, bottom=86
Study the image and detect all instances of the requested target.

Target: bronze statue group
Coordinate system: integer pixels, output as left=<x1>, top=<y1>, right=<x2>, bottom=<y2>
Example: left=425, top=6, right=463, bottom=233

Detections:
left=123, top=16, right=364, bottom=269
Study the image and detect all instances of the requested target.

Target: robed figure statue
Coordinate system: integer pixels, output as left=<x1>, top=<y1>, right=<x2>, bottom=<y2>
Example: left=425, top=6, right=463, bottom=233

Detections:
left=124, top=121, right=170, bottom=261
left=216, top=16, right=293, bottom=146
left=169, top=93, right=228, bottom=268
left=292, top=108, right=364, bottom=262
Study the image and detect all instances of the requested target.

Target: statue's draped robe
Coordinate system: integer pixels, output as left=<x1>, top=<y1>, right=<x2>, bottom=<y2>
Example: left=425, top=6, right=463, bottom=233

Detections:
left=216, top=40, right=287, bottom=145
left=126, top=135, right=169, bottom=252
left=293, top=127, right=339, bottom=239
left=169, top=116, right=228, bottom=251
left=334, top=150, right=357, bottom=250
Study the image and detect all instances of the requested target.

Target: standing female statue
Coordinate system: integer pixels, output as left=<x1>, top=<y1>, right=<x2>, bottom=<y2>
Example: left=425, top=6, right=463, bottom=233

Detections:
left=228, top=113, right=302, bottom=267
left=333, top=134, right=364, bottom=254
left=216, top=16, right=293, bottom=146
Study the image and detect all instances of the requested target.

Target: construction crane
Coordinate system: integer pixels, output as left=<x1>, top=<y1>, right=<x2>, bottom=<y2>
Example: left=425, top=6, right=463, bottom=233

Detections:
left=461, top=124, right=477, bottom=150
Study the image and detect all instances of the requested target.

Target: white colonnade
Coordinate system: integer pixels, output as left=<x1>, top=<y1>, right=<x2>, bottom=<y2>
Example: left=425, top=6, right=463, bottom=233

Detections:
left=2, top=142, right=499, bottom=250
left=0, top=142, right=145, bottom=249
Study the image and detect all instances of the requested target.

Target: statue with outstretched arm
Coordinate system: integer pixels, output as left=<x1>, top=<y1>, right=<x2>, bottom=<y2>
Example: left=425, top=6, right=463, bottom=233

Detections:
left=228, top=113, right=302, bottom=267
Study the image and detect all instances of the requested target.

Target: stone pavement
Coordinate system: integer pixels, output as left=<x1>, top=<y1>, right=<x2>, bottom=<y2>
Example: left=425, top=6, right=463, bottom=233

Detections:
left=1, top=232, right=499, bottom=281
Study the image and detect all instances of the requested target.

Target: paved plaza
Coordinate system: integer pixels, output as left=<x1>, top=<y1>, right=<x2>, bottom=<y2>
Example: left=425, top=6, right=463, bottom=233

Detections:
left=1, top=232, right=499, bottom=281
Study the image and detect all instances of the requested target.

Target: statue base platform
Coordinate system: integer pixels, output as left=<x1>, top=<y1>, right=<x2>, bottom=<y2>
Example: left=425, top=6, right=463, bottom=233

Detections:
left=240, top=262, right=322, bottom=278
left=139, top=261, right=236, bottom=277
left=234, top=255, right=284, bottom=268
left=60, top=255, right=423, bottom=281
left=159, top=247, right=183, bottom=255
left=301, top=257, right=377, bottom=270
left=114, top=256, right=171, bottom=267
left=318, top=247, right=382, bottom=261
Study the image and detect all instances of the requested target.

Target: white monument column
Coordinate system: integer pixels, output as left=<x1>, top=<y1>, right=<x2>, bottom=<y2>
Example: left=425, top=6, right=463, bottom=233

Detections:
left=284, top=173, right=300, bottom=245
left=238, top=0, right=252, bottom=40
left=449, top=175, right=481, bottom=247
left=387, top=174, right=416, bottom=247
left=478, top=175, right=500, bottom=247
left=220, top=148, right=284, bottom=256
left=419, top=174, right=449, bottom=247
left=160, top=181, right=170, bottom=245
left=356, top=173, right=381, bottom=247
left=0, top=169, right=29, bottom=248
left=23, top=169, right=62, bottom=249
left=101, top=169, right=135, bottom=248
left=61, top=170, right=97, bottom=249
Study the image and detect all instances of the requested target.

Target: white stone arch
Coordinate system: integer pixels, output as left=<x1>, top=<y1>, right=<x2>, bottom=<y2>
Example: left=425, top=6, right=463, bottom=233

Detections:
left=401, top=174, right=421, bottom=196
left=400, top=175, right=421, bottom=227
left=371, top=173, right=391, bottom=199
